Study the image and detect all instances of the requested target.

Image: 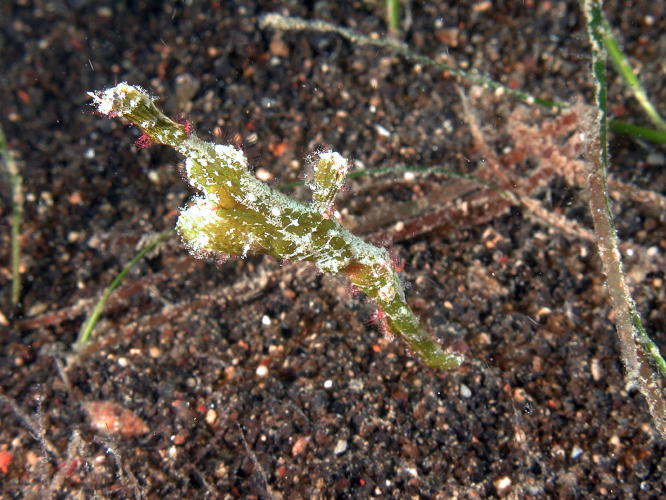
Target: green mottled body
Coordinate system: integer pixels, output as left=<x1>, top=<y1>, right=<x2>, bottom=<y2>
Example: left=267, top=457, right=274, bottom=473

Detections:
left=89, top=83, right=462, bottom=370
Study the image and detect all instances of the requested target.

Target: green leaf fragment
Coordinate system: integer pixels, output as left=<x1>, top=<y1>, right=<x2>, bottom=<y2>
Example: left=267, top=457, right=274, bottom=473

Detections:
left=90, top=82, right=463, bottom=370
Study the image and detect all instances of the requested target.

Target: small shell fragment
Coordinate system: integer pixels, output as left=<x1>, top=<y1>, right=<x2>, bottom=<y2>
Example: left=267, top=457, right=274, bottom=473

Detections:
left=83, top=400, right=149, bottom=438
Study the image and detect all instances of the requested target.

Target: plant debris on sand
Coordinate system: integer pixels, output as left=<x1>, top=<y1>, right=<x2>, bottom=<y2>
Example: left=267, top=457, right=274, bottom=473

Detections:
left=1, top=1, right=665, bottom=498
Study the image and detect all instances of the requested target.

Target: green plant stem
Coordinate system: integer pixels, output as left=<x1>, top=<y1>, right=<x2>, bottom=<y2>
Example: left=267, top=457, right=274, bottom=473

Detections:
left=259, top=13, right=562, bottom=110
left=73, top=229, right=173, bottom=352
left=259, top=12, right=666, bottom=145
left=279, top=163, right=494, bottom=192
left=609, top=117, right=666, bottom=143
left=601, top=12, right=666, bottom=132
left=0, top=123, right=23, bottom=307
left=386, top=0, right=400, bottom=34
left=582, top=0, right=665, bottom=438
